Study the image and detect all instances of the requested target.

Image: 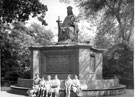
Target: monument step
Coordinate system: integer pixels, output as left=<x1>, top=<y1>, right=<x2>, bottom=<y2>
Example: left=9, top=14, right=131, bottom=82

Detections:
left=10, top=84, right=126, bottom=96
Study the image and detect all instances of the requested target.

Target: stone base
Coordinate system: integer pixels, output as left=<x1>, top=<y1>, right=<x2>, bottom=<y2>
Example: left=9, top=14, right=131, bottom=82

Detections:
left=81, top=79, right=119, bottom=89
left=10, top=84, right=126, bottom=96
left=16, top=78, right=120, bottom=89
left=10, top=85, right=30, bottom=95
left=82, top=85, right=126, bottom=97
left=17, top=78, right=33, bottom=88
left=10, top=78, right=126, bottom=96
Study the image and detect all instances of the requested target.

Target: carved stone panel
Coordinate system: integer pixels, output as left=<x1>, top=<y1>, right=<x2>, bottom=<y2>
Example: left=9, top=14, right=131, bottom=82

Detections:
left=46, top=54, right=71, bottom=73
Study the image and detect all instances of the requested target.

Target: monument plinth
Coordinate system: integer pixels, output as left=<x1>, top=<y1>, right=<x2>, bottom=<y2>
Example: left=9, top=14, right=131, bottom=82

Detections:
left=30, top=43, right=103, bottom=81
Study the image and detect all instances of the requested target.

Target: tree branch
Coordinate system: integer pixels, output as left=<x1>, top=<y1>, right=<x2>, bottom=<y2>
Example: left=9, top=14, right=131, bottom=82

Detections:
left=127, top=13, right=134, bottom=41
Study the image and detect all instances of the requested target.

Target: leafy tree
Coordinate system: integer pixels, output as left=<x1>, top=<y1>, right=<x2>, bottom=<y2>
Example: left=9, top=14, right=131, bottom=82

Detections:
left=103, top=43, right=133, bottom=88
left=0, top=0, right=47, bottom=25
left=0, top=0, right=51, bottom=82
left=94, top=18, right=118, bottom=49
left=1, top=22, right=53, bottom=81
left=29, top=23, right=54, bottom=45
left=78, top=0, right=133, bottom=46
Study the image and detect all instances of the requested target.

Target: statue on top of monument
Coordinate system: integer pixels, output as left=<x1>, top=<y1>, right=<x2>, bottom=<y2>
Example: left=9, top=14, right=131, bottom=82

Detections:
left=56, top=6, right=79, bottom=43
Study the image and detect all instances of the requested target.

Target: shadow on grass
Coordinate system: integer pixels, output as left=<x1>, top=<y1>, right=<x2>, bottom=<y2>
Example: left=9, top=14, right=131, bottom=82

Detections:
left=1, top=87, right=27, bottom=96
left=6, top=89, right=28, bottom=96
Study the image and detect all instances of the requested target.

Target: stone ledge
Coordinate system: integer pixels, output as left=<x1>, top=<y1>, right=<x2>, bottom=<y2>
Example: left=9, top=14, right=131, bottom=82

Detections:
left=17, top=78, right=33, bottom=88
left=17, top=78, right=120, bottom=89
left=10, top=84, right=126, bottom=96
left=29, top=43, right=105, bottom=52
left=11, top=85, right=126, bottom=91
left=82, top=85, right=126, bottom=91
left=11, top=85, right=31, bottom=90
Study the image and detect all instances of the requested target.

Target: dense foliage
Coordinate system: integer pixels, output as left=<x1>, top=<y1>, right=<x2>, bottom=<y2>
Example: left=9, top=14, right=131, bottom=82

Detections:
left=103, top=43, right=133, bottom=88
left=0, top=0, right=47, bottom=25
left=1, top=22, right=53, bottom=81
left=77, top=0, right=133, bottom=46
left=0, top=0, right=51, bottom=82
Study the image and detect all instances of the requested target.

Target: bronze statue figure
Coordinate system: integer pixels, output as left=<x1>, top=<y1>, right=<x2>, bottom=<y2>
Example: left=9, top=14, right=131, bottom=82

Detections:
left=56, top=6, right=79, bottom=43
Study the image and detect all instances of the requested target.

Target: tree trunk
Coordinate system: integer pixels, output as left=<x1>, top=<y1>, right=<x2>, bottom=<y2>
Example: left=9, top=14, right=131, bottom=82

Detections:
left=115, top=14, right=126, bottom=43
left=127, top=14, right=134, bottom=42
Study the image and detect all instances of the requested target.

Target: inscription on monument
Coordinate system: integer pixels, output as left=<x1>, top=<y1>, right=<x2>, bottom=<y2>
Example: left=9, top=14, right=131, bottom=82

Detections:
left=46, top=54, right=71, bottom=73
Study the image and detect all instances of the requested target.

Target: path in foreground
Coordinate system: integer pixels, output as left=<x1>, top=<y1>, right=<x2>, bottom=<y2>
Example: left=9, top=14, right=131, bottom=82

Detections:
left=0, top=87, right=134, bottom=97
left=105, top=89, right=134, bottom=97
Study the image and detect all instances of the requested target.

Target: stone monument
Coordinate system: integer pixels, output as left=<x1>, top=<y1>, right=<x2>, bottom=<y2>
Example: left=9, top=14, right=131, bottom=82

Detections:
left=11, top=6, right=126, bottom=97
left=29, top=6, right=104, bottom=82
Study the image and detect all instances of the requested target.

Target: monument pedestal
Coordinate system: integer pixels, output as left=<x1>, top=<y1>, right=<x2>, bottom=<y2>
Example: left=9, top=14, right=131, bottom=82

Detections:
left=10, top=43, right=126, bottom=96
left=30, top=43, right=104, bottom=82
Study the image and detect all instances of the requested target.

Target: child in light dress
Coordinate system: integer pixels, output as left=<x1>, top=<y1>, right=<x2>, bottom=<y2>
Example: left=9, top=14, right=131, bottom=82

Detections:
left=32, top=73, right=41, bottom=96
left=27, top=73, right=41, bottom=97
left=45, top=75, right=53, bottom=97
left=52, top=75, right=61, bottom=97
left=65, top=74, right=73, bottom=97
left=72, top=75, right=81, bottom=96
left=39, top=76, right=46, bottom=97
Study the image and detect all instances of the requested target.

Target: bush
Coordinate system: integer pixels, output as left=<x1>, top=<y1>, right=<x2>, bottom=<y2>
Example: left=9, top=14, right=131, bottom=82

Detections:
left=103, top=43, right=134, bottom=87
left=18, top=70, right=31, bottom=79
left=4, top=71, right=19, bottom=81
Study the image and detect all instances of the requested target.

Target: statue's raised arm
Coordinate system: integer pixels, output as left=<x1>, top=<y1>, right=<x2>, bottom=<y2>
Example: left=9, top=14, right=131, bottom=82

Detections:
left=56, top=6, right=79, bottom=43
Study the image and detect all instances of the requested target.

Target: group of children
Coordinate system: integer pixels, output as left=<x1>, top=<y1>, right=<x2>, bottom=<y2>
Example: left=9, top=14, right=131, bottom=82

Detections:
left=27, top=74, right=81, bottom=97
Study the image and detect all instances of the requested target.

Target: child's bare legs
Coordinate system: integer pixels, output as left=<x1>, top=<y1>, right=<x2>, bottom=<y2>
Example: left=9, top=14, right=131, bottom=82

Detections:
left=37, top=87, right=41, bottom=97
left=54, top=92, right=58, bottom=97
left=46, top=90, right=48, bottom=97
left=49, top=90, right=52, bottom=97
left=42, top=89, right=45, bottom=97
left=66, top=88, right=70, bottom=97
left=46, top=89, right=52, bottom=97
left=40, top=88, right=43, bottom=97
left=46, top=90, right=52, bottom=97
left=54, top=89, right=59, bottom=97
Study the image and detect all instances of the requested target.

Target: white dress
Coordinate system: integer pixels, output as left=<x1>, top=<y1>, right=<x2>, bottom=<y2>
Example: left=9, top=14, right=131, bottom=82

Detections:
left=45, top=80, right=52, bottom=92
left=72, top=79, right=81, bottom=93
left=33, top=78, right=41, bottom=92
left=65, top=79, right=73, bottom=90
left=39, top=80, right=46, bottom=90
left=52, top=79, right=61, bottom=93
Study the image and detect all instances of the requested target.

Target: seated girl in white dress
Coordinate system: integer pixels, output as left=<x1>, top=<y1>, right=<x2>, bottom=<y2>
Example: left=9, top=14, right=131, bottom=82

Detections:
left=32, top=73, right=41, bottom=96
left=65, top=74, right=73, bottom=97
left=45, top=75, right=52, bottom=97
left=52, top=75, right=61, bottom=97
left=39, top=76, right=46, bottom=97
left=72, top=75, right=81, bottom=96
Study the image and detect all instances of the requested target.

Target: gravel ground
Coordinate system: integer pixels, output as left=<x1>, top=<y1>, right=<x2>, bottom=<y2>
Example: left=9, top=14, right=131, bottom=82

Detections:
left=0, top=87, right=134, bottom=97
